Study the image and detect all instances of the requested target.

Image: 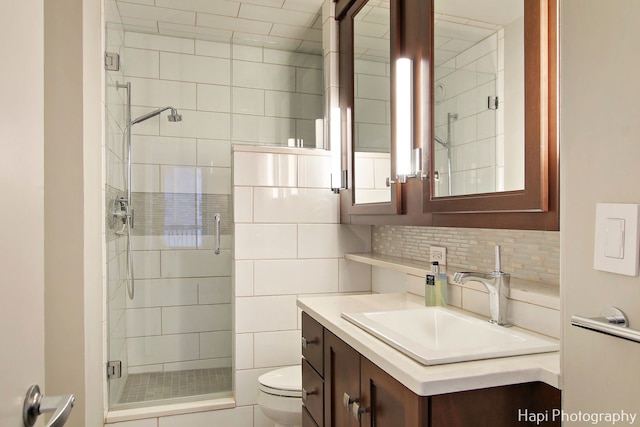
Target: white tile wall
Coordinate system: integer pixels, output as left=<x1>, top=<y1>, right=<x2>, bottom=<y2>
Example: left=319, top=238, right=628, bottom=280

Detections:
left=131, top=135, right=197, bottom=165
left=235, top=224, right=298, bottom=260
left=253, top=330, right=302, bottom=368
left=159, top=406, right=253, bottom=427
left=125, top=32, right=196, bottom=54
left=252, top=187, right=338, bottom=223
left=235, top=295, right=299, bottom=333
left=196, top=139, right=231, bottom=167
left=160, top=249, right=231, bottom=277
left=233, top=60, right=296, bottom=92
left=434, top=29, right=504, bottom=197
left=197, top=84, right=231, bottom=113
left=353, top=152, right=391, bottom=204
left=233, top=146, right=371, bottom=421
left=233, top=152, right=297, bottom=187
left=127, top=333, right=200, bottom=366
left=124, top=48, right=160, bottom=79
left=253, top=259, right=339, bottom=295
left=160, top=52, right=230, bottom=85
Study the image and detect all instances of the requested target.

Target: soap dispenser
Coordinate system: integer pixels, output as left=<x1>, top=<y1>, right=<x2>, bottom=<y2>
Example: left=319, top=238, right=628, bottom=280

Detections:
left=425, top=261, right=447, bottom=307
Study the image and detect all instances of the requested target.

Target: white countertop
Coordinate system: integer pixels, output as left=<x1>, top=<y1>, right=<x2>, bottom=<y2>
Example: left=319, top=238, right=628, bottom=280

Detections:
left=297, top=293, right=561, bottom=396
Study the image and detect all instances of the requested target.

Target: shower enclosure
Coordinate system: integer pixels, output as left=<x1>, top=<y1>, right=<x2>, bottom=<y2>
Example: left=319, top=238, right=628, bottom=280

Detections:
left=104, top=16, right=234, bottom=408
left=105, top=75, right=234, bottom=408
left=104, top=0, right=324, bottom=410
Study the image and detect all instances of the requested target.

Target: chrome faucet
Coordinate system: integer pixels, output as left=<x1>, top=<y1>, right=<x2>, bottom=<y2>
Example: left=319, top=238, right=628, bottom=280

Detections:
left=453, top=245, right=511, bottom=327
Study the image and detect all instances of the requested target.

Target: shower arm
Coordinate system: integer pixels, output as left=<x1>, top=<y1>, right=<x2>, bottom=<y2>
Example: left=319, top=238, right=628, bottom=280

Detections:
left=131, top=106, right=179, bottom=125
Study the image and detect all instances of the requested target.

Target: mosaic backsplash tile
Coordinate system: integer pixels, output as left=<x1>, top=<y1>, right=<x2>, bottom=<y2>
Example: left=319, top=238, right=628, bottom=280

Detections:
left=130, top=192, right=232, bottom=236
left=372, top=225, right=560, bottom=285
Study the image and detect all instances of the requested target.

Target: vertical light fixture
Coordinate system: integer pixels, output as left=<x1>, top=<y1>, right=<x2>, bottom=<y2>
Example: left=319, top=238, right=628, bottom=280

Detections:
left=330, top=107, right=343, bottom=192
left=395, top=57, right=413, bottom=182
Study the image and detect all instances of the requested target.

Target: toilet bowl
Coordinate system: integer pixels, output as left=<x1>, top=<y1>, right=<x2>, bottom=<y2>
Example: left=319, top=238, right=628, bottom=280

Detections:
left=257, top=365, right=302, bottom=427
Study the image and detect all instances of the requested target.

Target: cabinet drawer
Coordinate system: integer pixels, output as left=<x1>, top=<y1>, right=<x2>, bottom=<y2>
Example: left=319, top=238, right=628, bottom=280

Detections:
left=302, top=406, right=319, bottom=427
left=302, top=312, right=324, bottom=375
left=302, top=359, right=324, bottom=426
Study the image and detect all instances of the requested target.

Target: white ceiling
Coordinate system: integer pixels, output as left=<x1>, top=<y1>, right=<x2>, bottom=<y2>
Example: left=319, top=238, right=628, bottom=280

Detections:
left=109, top=0, right=523, bottom=56
left=111, top=0, right=325, bottom=54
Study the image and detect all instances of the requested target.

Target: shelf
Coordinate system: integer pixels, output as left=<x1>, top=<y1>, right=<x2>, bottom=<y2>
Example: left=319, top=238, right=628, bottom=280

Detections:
left=345, top=253, right=432, bottom=277
left=345, top=252, right=560, bottom=310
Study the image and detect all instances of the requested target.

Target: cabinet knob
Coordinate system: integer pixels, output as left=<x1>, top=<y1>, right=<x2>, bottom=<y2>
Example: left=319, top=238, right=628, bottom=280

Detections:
left=352, top=401, right=369, bottom=420
left=302, top=388, right=316, bottom=401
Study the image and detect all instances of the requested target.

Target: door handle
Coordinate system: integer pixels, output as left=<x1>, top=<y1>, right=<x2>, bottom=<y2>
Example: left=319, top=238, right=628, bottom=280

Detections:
left=214, top=213, right=221, bottom=255
left=23, top=385, right=75, bottom=427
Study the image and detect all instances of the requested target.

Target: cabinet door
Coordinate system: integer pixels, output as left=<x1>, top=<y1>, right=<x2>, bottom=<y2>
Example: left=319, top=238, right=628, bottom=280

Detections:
left=324, top=331, right=360, bottom=427
left=359, top=357, right=428, bottom=427
left=431, top=382, right=560, bottom=427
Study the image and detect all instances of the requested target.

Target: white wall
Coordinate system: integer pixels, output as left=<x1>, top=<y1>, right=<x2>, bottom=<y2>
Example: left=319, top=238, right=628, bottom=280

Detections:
left=561, top=0, right=640, bottom=419
left=44, top=0, right=104, bottom=427
left=0, top=0, right=45, bottom=425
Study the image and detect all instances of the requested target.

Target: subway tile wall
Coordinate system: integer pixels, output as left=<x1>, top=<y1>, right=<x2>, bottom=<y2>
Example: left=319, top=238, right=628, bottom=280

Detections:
left=434, top=31, right=502, bottom=196
left=354, top=58, right=390, bottom=153
left=354, top=152, right=391, bottom=204
left=233, top=146, right=372, bottom=422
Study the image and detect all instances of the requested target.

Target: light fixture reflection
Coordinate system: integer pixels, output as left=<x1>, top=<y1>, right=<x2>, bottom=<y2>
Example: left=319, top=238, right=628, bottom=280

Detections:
left=330, top=107, right=342, bottom=192
left=395, top=57, right=413, bottom=181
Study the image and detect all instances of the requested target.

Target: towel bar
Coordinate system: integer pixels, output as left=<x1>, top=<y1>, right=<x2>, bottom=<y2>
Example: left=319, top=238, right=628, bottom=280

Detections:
left=571, top=307, right=640, bottom=343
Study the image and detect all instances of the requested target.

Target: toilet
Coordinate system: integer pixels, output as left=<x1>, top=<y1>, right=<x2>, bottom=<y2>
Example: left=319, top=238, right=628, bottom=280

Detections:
left=257, top=365, right=302, bottom=427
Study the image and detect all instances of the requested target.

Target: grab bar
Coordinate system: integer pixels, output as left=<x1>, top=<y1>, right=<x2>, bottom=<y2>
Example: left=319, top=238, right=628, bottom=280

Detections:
left=214, top=213, right=221, bottom=255
left=571, top=307, right=640, bottom=344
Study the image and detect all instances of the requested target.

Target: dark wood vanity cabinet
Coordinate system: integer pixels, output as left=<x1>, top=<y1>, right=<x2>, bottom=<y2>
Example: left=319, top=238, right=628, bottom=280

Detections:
left=323, top=329, right=427, bottom=427
left=302, top=312, right=560, bottom=427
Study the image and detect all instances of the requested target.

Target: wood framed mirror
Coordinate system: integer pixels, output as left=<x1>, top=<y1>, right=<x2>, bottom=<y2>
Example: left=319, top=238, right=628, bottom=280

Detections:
left=336, top=0, right=558, bottom=230
left=337, top=0, right=403, bottom=215
left=424, top=0, right=557, bottom=217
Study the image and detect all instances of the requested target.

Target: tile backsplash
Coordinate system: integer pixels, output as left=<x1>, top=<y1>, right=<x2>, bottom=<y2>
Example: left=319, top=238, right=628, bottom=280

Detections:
left=372, top=225, right=560, bottom=286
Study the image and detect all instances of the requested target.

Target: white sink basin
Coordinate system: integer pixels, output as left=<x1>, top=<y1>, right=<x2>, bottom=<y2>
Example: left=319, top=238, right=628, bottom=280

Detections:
left=341, top=307, right=558, bottom=365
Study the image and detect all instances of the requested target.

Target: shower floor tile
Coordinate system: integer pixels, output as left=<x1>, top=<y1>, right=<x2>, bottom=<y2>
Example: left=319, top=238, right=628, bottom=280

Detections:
left=118, top=367, right=232, bottom=404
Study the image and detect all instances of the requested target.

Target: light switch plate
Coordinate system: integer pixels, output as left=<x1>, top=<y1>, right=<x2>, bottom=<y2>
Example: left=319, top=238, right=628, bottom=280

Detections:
left=593, top=203, right=640, bottom=276
left=430, top=246, right=446, bottom=265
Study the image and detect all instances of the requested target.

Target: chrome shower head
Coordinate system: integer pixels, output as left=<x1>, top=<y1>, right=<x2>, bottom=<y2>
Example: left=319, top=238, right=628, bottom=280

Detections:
left=131, top=106, right=182, bottom=125
left=435, top=135, right=449, bottom=148
left=167, top=108, right=182, bottom=122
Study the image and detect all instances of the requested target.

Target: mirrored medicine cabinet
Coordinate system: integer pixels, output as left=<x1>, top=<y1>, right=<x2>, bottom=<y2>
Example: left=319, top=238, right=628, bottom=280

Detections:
left=336, top=0, right=558, bottom=230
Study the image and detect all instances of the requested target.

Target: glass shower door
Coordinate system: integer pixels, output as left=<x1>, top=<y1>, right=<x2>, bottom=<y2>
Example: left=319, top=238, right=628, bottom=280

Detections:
left=104, top=4, right=233, bottom=408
